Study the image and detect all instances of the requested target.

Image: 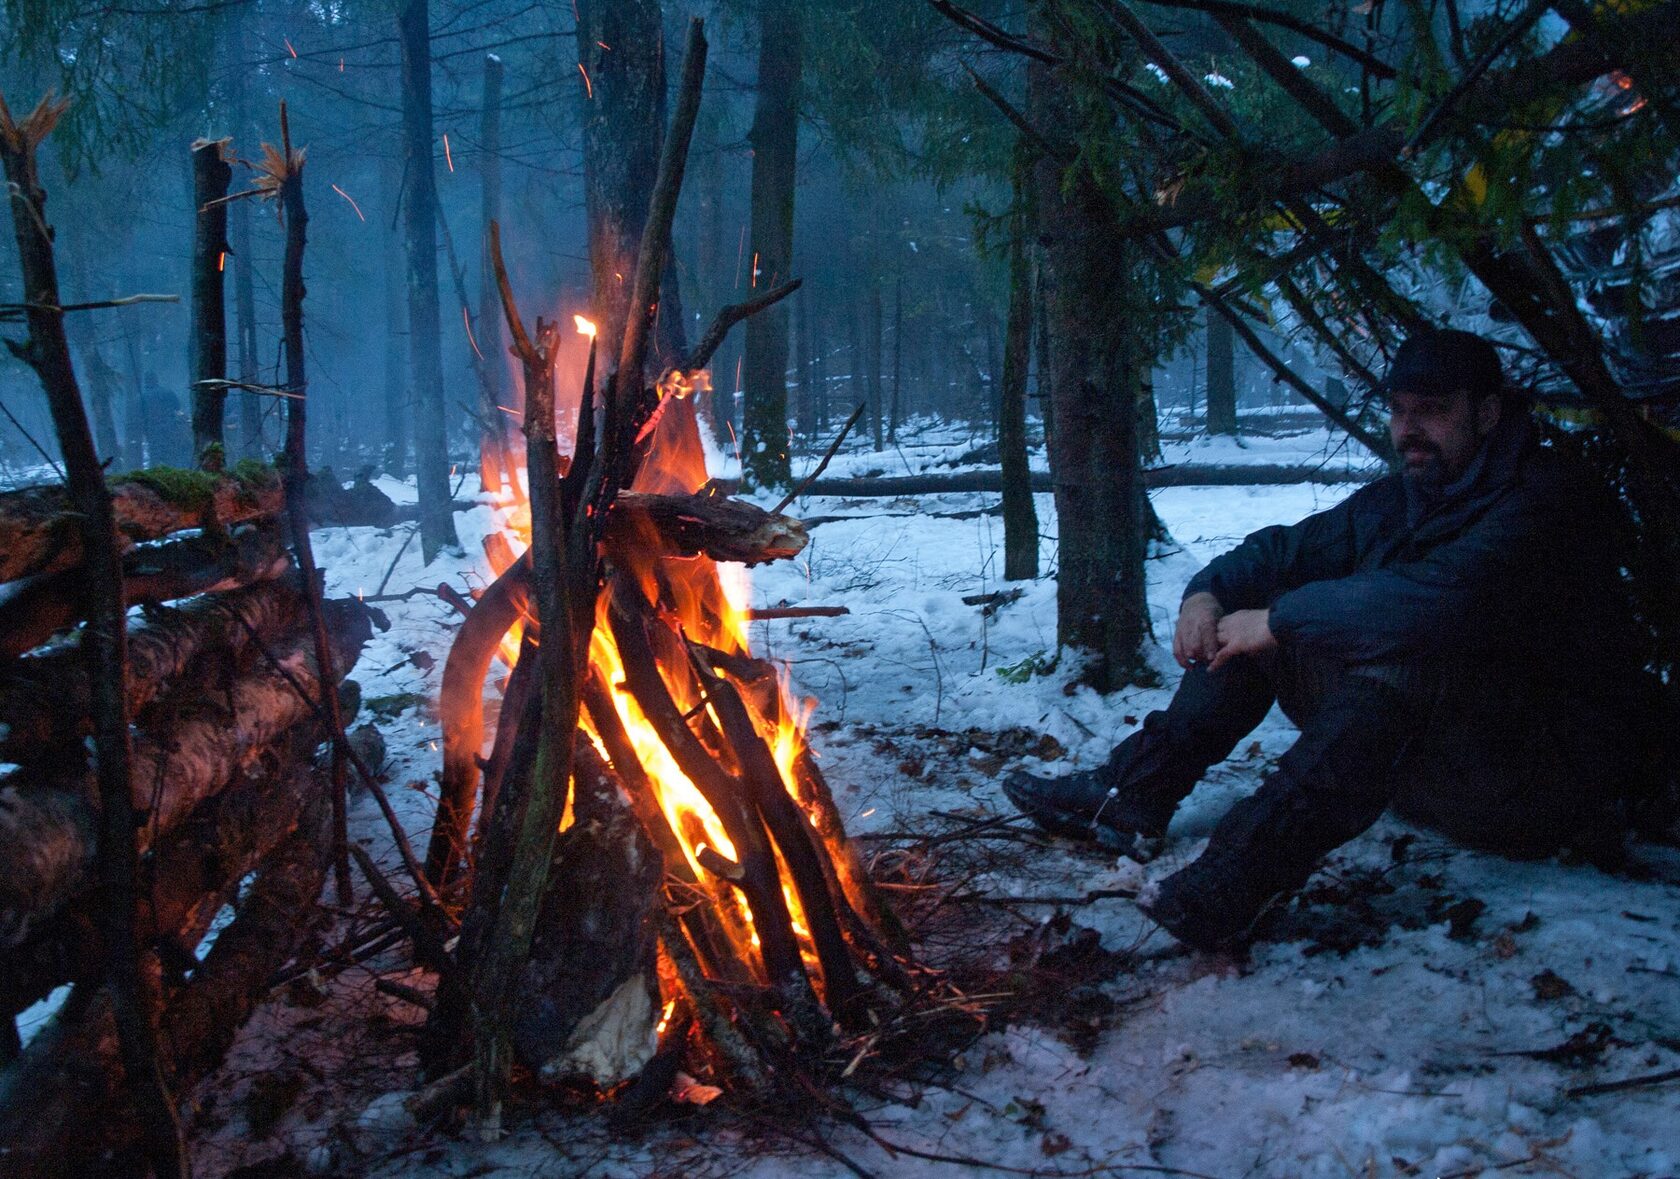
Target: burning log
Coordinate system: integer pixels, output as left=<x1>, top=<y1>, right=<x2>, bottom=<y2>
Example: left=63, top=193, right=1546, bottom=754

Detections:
left=426, top=490, right=809, bottom=884
left=0, top=599, right=373, bottom=947
left=0, top=784, right=333, bottom=1179
left=0, top=577, right=308, bottom=761
left=0, top=523, right=293, bottom=659
left=0, top=467, right=283, bottom=586
left=615, top=491, right=807, bottom=566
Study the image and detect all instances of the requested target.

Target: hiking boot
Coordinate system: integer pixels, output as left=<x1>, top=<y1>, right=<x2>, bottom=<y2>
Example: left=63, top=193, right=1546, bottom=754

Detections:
left=1137, top=850, right=1282, bottom=953
left=1002, top=768, right=1167, bottom=862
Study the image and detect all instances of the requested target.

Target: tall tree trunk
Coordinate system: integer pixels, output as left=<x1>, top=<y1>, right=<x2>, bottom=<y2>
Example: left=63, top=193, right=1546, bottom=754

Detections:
left=740, top=0, right=801, bottom=487
left=1138, top=367, right=1162, bottom=464
left=867, top=286, right=884, bottom=451
left=1033, top=262, right=1053, bottom=464
left=227, top=0, right=261, bottom=459
left=694, top=102, right=729, bottom=445
left=794, top=280, right=811, bottom=439
left=1205, top=304, right=1237, bottom=435
left=849, top=305, right=866, bottom=431
left=999, top=140, right=1038, bottom=582
left=59, top=242, right=121, bottom=467
left=477, top=52, right=509, bottom=495
left=123, top=337, right=146, bottom=469
left=380, top=152, right=409, bottom=477
left=1030, top=51, right=1152, bottom=692
left=189, top=140, right=232, bottom=465
left=398, top=0, right=460, bottom=559
left=813, top=306, right=829, bottom=430
left=889, top=273, right=903, bottom=440
left=576, top=0, right=685, bottom=368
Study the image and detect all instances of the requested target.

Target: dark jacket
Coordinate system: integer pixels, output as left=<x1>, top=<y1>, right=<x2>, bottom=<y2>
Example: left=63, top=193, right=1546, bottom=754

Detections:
left=1183, top=407, right=1657, bottom=847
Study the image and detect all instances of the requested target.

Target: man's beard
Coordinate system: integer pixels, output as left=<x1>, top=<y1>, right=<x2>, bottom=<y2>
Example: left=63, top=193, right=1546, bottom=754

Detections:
left=1399, top=438, right=1446, bottom=490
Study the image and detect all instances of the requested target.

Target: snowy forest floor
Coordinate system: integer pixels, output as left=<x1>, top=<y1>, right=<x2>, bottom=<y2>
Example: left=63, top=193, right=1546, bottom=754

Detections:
left=48, top=414, right=1679, bottom=1178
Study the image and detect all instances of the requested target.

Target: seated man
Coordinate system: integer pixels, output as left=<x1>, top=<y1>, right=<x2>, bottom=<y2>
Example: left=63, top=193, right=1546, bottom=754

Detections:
left=1006, top=329, right=1658, bottom=953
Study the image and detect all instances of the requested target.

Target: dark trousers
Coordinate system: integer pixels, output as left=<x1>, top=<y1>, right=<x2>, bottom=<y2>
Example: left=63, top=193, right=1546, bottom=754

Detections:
left=1104, top=650, right=1605, bottom=937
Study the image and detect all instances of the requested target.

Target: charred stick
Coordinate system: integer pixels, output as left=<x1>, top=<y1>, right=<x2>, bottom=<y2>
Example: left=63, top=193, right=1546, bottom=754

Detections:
left=272, top=104, right=353, bottom=907
left=772, top=400, right=868, bottom=515
left=348, top=843, right=456, bottom=979
left=656, top=909, right=769, bottom=1089
left=693, top=655, right=862, bottom=1021
left=608, top=590, right=818, bottom=1020
left=677, top=279, right=802, bottom=376
left=613, top=19, right=708, bottom=432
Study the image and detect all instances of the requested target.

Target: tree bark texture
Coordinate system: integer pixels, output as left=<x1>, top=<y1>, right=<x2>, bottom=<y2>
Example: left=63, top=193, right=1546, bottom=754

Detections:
left=1029, top=53, right=1153, bottom=692
left=398, top=0, right=461, bottom=560
left=740, top=0, right=802, bottom=487
left=0, top=601, right=371, bottom=949
left=576, top=0, right=686, bottom=366
left=380, top=151, right=409, bottom=477
left=0, top=577, right=307, bottom=760
left=1205, top=303, right=1237, bottom=435
left=227, top=0, right=262, bottom=460
left=0, top=523, right=292, bottom=660
left=189, top=138, right=232, bottom=462
left=999, top=139, right=1038, bottom=582
left=123, top=338, right=146, bottom=470
left=867, top=285, right=884, bottom=450
left=1, top=759, right=318, bottom=1020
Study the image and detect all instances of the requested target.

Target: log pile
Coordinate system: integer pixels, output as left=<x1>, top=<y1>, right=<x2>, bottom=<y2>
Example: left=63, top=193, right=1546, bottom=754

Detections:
left=0, top=472, right=380, bottom=1174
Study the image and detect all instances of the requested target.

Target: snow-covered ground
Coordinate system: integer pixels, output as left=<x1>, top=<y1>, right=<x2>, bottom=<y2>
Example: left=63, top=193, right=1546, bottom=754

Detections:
left=179, top=418, right=1677, bottom=1178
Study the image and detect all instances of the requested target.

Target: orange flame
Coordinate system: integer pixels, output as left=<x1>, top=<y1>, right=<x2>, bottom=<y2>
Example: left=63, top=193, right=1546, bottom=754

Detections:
left=477, top=324, right=827, bottom=1003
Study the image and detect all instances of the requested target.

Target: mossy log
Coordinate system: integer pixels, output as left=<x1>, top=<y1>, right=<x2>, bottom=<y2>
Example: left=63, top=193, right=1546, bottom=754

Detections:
left=0, top=576, right=308, bottom=762
left=0, top=465, right=283, bottom=586
left=0, top=599, right=372, bottom=948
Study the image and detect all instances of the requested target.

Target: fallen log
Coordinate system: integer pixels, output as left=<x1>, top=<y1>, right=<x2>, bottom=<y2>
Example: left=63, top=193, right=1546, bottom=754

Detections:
left=615, top=490, right=807, bottom=565
left=0, top=760, right=318, bottom=1019
left=0, top=523, right=293, bottom=659
left=0, top=466, right=283, bottom=586
left=0, top=787, right=332, bottom=1179
left=0, top=577, right=308, bottom=760
left=0, top=600, right=372, bottom=948
left=765, top=462, right=1381, bottom=499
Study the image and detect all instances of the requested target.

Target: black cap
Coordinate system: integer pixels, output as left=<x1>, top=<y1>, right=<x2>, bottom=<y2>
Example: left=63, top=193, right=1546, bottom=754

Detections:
left=1378, top=329, right=1503, bottom=401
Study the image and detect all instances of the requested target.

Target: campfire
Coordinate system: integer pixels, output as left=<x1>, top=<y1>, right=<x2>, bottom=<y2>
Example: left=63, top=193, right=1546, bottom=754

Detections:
left=410, top=28, right=919, bottom=1108
left=416, top=291, right=912, bottom=1105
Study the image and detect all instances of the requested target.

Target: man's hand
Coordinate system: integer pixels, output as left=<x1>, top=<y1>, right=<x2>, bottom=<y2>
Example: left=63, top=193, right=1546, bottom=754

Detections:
left=1208, top=608, right=1278, bottom=671
left=1173, top=592, right=1225, bottom=669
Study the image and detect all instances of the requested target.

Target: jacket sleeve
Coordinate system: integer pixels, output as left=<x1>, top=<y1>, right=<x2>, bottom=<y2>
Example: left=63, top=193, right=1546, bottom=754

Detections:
left=1183, top=490, right=1366, bottom=611
left=1267, top=478, right=1575, bottom=663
